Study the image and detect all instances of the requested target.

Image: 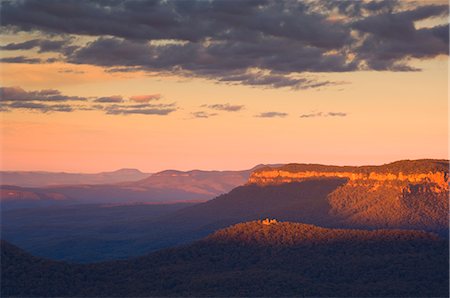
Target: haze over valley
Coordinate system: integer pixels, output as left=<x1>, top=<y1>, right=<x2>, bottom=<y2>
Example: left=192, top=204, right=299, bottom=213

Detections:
left=2, top=159, right=448, bottom=264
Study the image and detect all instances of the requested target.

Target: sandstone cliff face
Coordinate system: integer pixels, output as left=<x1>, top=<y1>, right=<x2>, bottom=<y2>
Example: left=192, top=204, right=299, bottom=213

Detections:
left=248, top=170, right=448, bottom=192
left=247, top=160, right=449, bottom=233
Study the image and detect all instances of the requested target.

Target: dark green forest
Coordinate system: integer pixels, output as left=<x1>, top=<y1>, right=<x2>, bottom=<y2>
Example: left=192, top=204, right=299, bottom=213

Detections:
left=254, top=159, right=449, bottom=175
left=2, top=221, right=448, bottom=297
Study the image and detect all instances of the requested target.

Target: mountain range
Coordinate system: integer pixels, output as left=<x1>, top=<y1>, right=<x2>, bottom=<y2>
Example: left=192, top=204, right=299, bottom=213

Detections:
left=1, top=159, right=448, bottom=263
left=1, top=165, right=277, bottom=209
left=0, top=168, right=152, bottom=187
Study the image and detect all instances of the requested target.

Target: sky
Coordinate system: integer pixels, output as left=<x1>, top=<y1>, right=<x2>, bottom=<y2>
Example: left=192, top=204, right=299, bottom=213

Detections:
left=0, top=0, right=448, bottom=173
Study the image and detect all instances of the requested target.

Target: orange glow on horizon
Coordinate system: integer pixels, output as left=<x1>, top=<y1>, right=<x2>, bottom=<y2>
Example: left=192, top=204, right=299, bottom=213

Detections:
left=0, top=44, right=447, bottom=173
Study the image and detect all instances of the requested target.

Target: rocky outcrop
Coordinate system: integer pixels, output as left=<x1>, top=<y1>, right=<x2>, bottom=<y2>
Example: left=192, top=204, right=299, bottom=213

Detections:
left=247, top=160, right=449, bottom=233
left=249, top=167, right=448, bottom=193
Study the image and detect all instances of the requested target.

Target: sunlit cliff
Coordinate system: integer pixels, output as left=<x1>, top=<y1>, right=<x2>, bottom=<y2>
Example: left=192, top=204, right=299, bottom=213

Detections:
left=249, top=159, right=448, bottom=190
left=247, top=159, right=449, bottom=232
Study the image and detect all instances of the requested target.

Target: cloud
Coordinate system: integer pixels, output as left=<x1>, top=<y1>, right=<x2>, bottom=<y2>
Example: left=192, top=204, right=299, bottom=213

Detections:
left=57, top=68, right=85, bottom=74
left=103, top=103, right=177, bottom=116
left=66, top=36, right=352, bottom=89
left=203, top=103, right=245, bottom=112
left=0, top=86, right=87, bottom=102
left=300, top=111, right=347, bottom=118
left=1, top=38, right=73, bottom=53
left=0, top=0, right=351, bottom=46
left=191, top=111, right=218, bottom=119
left=0, top=1, right=448, bottom=88
left=0, top=86, right=177, bottom=116
left=6, top=102, right=74, bottom=113
left=0, top=105, right=10, bottom=112
left=1, top=39, right=40, bottom=50
left=0, top=56, right=42, bottom=64
left=255, top=112, right=288, bottom=118
left=300, top=112, right=323, bottom=118
left=129, top=94, right=161, bottom=102
left=327, top=112, right=347, bottom=117
left=317, top=0, right=402, bottom=18
left=94, top=96, right=124, bottom=103
left=351, top=5, right=449, bottom=70
left=217, top=70, right=337, bottom=90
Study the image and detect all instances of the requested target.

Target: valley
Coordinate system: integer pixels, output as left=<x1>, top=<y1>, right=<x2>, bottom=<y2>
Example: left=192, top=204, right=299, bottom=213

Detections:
left=1, top=159, right=448, bottom=263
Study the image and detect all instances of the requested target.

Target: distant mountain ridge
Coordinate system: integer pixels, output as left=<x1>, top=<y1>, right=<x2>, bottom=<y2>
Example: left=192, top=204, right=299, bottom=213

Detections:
left=0, top=165, right=280, bottom=209
left=127, top=168, right=265, bottom=196
left=0, top=168, right=152, bottom=187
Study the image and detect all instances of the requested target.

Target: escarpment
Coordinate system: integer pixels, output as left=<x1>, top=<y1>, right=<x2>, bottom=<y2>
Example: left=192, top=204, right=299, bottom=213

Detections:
left=249, top=163, right=448, bottom=191
left=247, top=160, right=449, bottom=233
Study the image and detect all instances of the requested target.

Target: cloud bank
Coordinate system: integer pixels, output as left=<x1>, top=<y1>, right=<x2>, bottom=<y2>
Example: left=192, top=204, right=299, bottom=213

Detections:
left=1, top=0, right=447, bottom=89
left=0, top=86, right=177, bottom=116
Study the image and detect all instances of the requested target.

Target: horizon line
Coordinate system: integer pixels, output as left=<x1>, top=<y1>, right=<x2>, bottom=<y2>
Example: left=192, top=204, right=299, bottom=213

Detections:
left=1, top=157, right=448, bottom=174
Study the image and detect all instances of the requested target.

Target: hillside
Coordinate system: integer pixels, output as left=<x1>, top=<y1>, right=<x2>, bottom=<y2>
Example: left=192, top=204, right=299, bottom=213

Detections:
left=161, top=159, right=448, bottom=237
left=166, top=178, right=347, bottom=228
left=123, top=168, right=257, bottom=196
left=248, top=159, right=449, bottom=233
left=2, top=221, right=448, bottom=297
left=208, top=220, right=440, bottom=245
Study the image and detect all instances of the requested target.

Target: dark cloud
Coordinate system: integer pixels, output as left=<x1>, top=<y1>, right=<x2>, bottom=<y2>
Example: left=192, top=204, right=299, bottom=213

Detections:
left=0, top=86, right=87, bottom=102
left=57, top=68, right=85, bottom=74
left=217, top=70, right=337, bottom=89
left=1, top=38, right=76, bottom=54
left=0, top=56, right=42, bottom=64
left=0, top=0, right=351, bottom=46
left=104, top=66, right=144, bottom=73
left=126, top=103, right=176, bottom=109
left=202, top=103, right=244, bottom=112
left=70, top=37, right=153, bottom=67
left=7, top=101, right=74, bottom=113
left=191, top=111, right=218, bottom=119
left=317, top=0, right=401, bottom=18
left=352, top=5, right=449, bottom=70
left=300, top=112, right=323, bottom=118
left=1, top=39, right=40, bottom=50
left=255, top=111, right=288, bottom=118
left=45, top=57, right=60, bottom=63
left=104, top=103, right=177, bottom=116
left=0, top=0, right=448, bottom=87
left=0, top=86, right=178, bottom=116
left=94, top=96, right=124, bottom=103
left=300, top=111, right=347, bottom=118
left=67, top=36, right=354, bottom=89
